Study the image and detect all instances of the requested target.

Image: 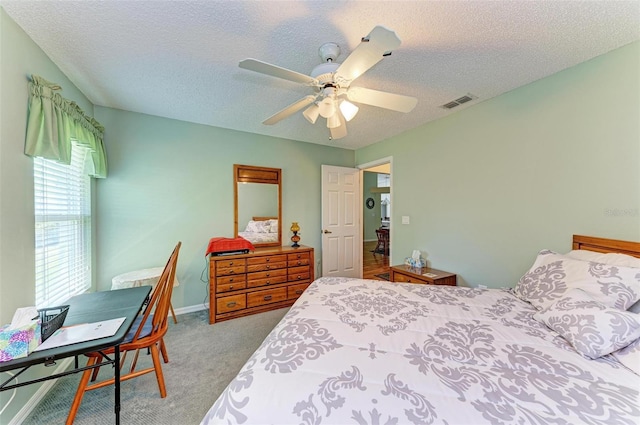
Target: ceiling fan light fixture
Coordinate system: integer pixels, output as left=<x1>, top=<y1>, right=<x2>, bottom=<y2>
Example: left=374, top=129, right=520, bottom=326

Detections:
left=327, top=113, right=341, bottom=129
left=318, top=96, right=336, bottom=118
left=303, top=103, right=320, bottom=124
left=339, top=100, right=359, bottom=122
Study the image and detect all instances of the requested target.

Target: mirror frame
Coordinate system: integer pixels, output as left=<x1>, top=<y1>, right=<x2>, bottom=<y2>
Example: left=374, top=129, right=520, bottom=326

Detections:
left=234, top=164, right=282, bottom=248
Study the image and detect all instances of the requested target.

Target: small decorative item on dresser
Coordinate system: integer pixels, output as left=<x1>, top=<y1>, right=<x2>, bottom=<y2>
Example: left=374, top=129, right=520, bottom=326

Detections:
left=290, top=222, right=301, bottom=247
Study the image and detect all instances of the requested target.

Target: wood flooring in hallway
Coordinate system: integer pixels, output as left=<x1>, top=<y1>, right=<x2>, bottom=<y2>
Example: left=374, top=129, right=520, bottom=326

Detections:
left=363, top=240, right=390, bottom=280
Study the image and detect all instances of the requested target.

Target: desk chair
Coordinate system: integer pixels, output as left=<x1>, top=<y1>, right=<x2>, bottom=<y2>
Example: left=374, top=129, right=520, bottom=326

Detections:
left=374, top=229, right=389, bottom=256
left=66, top=242, right=181, bottom=425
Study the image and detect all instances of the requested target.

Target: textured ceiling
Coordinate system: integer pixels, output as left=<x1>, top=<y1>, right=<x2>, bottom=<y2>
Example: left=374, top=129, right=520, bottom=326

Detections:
left=2, top=1, right=639, bottom=150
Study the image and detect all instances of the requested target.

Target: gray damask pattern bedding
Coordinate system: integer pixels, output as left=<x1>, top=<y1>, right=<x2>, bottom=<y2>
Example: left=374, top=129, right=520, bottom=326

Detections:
left=201, top=277, right=640, bottom=425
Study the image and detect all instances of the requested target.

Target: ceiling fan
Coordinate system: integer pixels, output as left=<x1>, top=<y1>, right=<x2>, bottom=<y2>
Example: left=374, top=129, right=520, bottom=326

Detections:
left=239, top=25, right=418, bottom=140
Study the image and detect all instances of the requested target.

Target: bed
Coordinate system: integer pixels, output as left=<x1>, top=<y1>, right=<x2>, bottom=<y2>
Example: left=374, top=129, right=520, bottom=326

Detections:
left=238, top=217, right=279, bottom=244
left=201, top=235, right=640, bottom=425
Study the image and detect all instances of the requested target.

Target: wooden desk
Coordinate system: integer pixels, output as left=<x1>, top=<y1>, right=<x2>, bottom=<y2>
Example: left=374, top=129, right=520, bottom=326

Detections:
left=0, top=286, right=151, bottom=424
left=389, top=265, right=457, bottom=286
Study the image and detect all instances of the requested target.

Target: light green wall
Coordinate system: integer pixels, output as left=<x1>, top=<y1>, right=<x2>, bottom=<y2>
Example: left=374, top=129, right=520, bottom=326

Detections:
left=356, top=41, right=640, bottom=288
left=93, top=107, right=354, bottom=309
left=0, top=7, right=98, bottom=422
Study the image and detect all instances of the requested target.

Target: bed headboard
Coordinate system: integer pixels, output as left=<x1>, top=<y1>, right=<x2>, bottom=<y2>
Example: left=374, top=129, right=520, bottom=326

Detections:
left=573, top=235, right=640, bottom=258
left=252, top=216, right=277, bottom=222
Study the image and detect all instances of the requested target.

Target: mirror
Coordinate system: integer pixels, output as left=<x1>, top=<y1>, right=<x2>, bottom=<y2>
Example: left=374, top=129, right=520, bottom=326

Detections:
left=234, top=164, right=282, bottom=247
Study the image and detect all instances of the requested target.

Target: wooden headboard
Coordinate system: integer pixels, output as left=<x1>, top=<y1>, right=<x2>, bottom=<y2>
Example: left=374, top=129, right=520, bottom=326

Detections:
left=573, top=235, right=640, bottom=258
left=252, top=216, right=277, bottom=222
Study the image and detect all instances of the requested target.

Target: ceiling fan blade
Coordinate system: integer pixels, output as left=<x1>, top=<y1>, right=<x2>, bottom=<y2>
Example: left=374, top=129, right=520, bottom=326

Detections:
left=347, top=87, right=417, bottom=113
left=329, top=114, right=347, bottom=139
left=240, top=59, right=318, bottom=86
left=335, top=26, right=402, bottom=86
left=262, top=95, right=316, bottom=125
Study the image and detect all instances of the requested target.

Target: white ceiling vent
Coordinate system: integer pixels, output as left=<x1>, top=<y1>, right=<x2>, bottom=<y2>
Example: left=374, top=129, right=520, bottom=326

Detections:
left=440, top=94, right=477, bottom=109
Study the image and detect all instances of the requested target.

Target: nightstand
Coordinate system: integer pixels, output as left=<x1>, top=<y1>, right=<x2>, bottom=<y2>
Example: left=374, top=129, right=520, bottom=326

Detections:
left=389, top=264, right=456, bottom=286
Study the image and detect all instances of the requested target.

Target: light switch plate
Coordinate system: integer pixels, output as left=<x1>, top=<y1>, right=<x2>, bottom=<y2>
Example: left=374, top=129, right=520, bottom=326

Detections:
left=402, top=216, right=410, bottom=224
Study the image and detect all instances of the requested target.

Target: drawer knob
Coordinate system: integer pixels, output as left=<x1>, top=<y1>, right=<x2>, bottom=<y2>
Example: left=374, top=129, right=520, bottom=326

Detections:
left=266, top=258, right=270, bottom=262
left=229, top=270, right=234, bottom=274
left=266, top=273, right=270, bottom=277
left=266, top=265, right=271, bottom=269
left=229, top=285, right=234, bottom=290
left=295, top=289, right=303, bottom=295
left=297, top=275, right=301, bottom=279
left=229, top=261, right=233, bottom=265
left=264, top=295, right=272, bottom=301
left=229, top=278, right=234, bottom=282
left=297, top=261, right=302, bottom=265
left=227, top=301, right=237, bottom=308
left=266, top=280, right=271, bottom=284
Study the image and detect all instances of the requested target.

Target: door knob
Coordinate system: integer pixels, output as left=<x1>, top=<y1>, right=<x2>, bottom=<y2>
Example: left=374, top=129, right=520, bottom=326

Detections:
left=323, top=230, right=332, bottom=234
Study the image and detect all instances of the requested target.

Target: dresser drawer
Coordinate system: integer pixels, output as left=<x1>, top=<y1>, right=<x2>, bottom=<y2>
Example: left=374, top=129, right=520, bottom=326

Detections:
left=247, top=288, right=287, bottom=308
left=287, top=283, right=310, bottom=300
left=216, top=265, right=246, bottom=276
left=287, top=252, right=310, bottom=262
left=288, top=266, right=310, bottom=282
left=288, top=258, right=310, bottom=267
left=215, top=259, right=246, bottom=268
left=247, top=274, right=287, bottom=289
left=216, top=294, right=246, bottom=313
left=246, top=261, right=287, bottom=273
left=216, top=275, right=247, bottom=293
left=247, top=254, right=287, bottom=265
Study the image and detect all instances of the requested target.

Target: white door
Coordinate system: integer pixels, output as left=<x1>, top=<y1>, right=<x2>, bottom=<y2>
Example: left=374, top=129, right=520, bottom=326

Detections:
left=321, top=165, right=361, bottom=277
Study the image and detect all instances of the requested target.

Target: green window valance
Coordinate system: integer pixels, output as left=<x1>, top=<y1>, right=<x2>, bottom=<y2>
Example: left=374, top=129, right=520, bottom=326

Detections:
left=25, top=75, right=107, bottom=178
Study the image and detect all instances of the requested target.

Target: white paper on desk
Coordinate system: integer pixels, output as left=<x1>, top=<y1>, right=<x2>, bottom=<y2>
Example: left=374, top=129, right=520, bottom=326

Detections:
left=34, top=317, right=126, bottom=351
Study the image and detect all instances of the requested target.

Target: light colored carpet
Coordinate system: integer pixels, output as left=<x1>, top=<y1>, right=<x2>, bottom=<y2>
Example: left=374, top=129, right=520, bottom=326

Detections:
left=22, top=308, right=288, bottom=424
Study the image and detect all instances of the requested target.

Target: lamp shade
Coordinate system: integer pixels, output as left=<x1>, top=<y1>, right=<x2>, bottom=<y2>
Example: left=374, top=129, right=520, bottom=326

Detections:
left=303, top=104, right=320, bottom=124
left=327, top=113, right=341, bottom=129
left=339, top=100, right=359, bottom=122
left=318, top=97, right=336, bottom=118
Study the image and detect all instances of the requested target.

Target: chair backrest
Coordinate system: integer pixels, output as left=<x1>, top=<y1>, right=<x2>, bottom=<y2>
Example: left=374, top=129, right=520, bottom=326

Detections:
left=376, top=229, right=388, bottom=241
left=128, top=242, right=181, bottom=344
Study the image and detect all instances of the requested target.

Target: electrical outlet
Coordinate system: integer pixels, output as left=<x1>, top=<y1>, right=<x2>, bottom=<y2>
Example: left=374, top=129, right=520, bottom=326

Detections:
left=402, top=216, right=410, bottom=224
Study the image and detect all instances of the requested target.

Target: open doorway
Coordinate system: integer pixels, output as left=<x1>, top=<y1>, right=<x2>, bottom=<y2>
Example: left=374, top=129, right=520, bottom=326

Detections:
left=360, top=159, right=391, bottom=281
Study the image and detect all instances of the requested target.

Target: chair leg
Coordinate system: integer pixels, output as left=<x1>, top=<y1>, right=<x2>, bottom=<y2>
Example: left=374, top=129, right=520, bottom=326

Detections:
left=130, top=349, right=141, bottom=373
left=169, top=301, right=177, bottom=324
left=160, top=338, right=169, bottom=363
left=150, top=342, right=167, bottom=397
left=66, top=356, right=98, bottom=425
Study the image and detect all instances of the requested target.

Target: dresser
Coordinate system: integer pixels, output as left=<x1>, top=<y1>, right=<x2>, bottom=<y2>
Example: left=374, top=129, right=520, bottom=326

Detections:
left=389, top=264, right=456, bottom=286
left=209, top=245, right=314, bottom=324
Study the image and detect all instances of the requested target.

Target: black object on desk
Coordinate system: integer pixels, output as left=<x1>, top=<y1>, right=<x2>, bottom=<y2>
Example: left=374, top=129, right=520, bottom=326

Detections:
left=0, top=286, right=151, bottom=424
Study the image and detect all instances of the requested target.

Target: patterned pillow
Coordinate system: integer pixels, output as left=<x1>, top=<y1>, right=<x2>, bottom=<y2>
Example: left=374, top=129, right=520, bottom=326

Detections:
left=612, top=335, right=640, bottom=375
left=565, top=250, right=640, bottom=268
left=268, top=219, right=278, bottom=234
left=515, top=250, right=640, bottom=311
left=534, top=288, right=640, bottom=359
left=245, top=220, right=269, bottom=233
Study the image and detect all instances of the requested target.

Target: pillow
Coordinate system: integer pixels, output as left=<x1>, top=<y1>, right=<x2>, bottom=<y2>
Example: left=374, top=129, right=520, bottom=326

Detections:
left=534, top=288, right=640, bottom=359
left=515, top=250, right=640, bottom=311
left=565, top=249, right=640, bottom=269
left=612, top=335, right=640, bottom=375
left=244, top=220, right=269, bottom=233
left=268, top=220, right=278, bottom=234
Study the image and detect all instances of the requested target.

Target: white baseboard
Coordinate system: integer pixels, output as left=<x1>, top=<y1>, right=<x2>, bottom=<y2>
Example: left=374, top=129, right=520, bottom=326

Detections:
left=8, top=357, right=74, bottom=425
left=173, top=303, right=208, bottom=316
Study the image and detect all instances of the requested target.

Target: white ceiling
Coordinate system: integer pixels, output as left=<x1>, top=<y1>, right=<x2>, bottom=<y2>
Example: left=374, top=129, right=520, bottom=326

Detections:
left=2, top=1, right=639, bottom=150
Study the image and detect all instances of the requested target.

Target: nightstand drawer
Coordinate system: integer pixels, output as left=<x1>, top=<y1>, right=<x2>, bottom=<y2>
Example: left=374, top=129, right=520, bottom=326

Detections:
left=393, top=272, right=426, bottom=284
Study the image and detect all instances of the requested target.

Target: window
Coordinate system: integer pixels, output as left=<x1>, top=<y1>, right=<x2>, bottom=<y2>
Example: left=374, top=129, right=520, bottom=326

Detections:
left=34, top=144, right=91, bottom=307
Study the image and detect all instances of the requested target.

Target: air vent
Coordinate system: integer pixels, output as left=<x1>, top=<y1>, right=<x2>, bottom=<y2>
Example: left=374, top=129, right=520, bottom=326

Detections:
left=440, top=94, right=477, bottom=109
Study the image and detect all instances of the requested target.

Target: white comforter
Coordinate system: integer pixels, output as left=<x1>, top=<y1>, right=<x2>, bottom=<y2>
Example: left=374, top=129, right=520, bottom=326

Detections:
left=201, top=277, right=640, bottom=425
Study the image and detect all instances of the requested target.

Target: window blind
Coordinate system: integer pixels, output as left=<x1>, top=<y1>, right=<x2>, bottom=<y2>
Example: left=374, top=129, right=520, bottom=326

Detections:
left=34, top=145, right=91, bottom=308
